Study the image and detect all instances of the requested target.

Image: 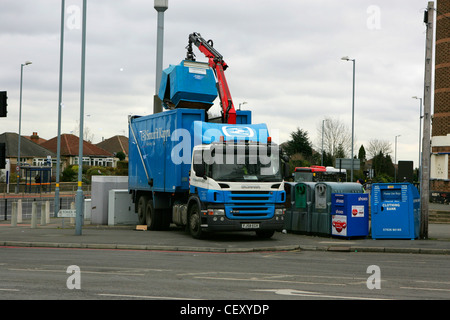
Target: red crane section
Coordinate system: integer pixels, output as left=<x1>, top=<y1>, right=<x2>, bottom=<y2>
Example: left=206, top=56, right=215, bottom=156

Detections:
left=186, top=32, right=237, bottom=124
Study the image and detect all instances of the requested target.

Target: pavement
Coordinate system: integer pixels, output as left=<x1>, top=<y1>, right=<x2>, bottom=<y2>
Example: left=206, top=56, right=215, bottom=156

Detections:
left=1, top=216, right=449, bottom=255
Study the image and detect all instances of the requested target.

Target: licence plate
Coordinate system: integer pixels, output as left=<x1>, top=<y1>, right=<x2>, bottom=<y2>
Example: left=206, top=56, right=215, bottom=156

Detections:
left=241, top=223, right=260, bottom=229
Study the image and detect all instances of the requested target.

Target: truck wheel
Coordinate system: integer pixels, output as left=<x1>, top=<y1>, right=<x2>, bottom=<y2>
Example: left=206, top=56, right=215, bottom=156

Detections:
left=188, top=204, right=204, bottom=239
left=146, top=200, right=159, bottom=230
left=255, top=230, right=275, bottom=239
left=137, top=196, right=148, bottom=225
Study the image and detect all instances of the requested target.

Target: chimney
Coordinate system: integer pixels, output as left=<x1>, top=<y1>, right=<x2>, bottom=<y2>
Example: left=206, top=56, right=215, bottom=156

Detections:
left=31, top=132, right=39, bottom=142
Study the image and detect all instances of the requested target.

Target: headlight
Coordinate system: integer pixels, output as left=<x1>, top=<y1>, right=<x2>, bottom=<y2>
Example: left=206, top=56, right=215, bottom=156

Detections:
left=207, top=209, right=225, bottom=216
left=275, top=208, right=286, bottom=215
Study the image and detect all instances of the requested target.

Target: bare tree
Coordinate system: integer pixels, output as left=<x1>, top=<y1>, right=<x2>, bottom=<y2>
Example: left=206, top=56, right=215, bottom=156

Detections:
left=316, top=117, right=353, bottom=160
left=72, top=120, right=95, bottom=143
left=366, top=139, right=392, bottom=159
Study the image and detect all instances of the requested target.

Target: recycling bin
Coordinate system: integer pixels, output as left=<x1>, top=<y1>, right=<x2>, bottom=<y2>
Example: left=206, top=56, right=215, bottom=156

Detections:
left=283, top=182, right=296, bottom=231
left=331, top=193, right=369, bottom=238
left=290, top=182, right=316, bottom=233
left=371, top=183, right=420, bottom=240
left=313, top=182, right=363, bottom=236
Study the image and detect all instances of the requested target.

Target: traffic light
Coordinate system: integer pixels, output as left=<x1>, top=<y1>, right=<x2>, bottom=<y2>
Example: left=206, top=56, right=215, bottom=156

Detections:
left=0, top=91, right=7, bottom=117
left=0, top=143, right=6, bottom=169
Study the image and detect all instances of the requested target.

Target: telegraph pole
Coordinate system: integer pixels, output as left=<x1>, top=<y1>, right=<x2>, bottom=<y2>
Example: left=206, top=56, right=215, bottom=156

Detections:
left=420, top=1, right=434, bottom=239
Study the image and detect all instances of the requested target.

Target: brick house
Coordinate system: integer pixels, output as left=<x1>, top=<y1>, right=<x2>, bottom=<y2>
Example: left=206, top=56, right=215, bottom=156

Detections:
left=40, top=134, right=115, bottom=171
left=0, top=132, right=56, bottom=170
left=96, top=135, right=129, bottom=161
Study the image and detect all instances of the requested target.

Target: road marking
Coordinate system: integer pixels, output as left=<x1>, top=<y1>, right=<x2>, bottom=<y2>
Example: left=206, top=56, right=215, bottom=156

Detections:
left=401, top=286, right=450, bottom=292
left=178, top=271, right=365, bottom=280
left=40, top=264, right=169, bottom=273
left=0, top=288, right=20, bottom=292
left=193, top=275, right=346, bottom=286
left=252, top=289, right=390, bottom=300
left=180, top=271, right=368, bottom=287
left=8, top=268, right=145, bottom=276
left=97, top=293, right=201, bottom=300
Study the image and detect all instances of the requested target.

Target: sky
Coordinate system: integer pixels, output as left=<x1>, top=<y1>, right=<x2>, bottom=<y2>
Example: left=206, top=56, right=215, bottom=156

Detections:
left=0, top=0, right=433, bottom=168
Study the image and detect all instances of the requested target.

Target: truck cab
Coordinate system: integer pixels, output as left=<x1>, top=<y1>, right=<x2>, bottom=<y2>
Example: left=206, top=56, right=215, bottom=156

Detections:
left=182, top=122, right=286, bottom=238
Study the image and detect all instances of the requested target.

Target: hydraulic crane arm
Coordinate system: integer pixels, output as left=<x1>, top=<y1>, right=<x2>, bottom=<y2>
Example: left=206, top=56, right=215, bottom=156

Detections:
left=186, top=32, right=236, bottom=124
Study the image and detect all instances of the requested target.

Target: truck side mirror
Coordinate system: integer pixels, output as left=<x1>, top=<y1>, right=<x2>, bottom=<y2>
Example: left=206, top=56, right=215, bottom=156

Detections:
left=193, top=163, right=205, bottom=178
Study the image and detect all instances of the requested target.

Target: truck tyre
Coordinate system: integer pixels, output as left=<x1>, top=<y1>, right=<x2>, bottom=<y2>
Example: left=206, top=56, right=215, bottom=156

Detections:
left=137, top=195, right=148, bottom=225
left=188, top=203, right=204, bottom=239
left=255, top=230, right=275, bottom=239
left=146, top=200, right=161, bottom=230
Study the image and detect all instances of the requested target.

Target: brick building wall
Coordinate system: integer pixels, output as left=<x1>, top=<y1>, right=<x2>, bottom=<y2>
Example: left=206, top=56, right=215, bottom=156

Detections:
left=431, top=0, right=450, bottom=197
left=433, top=0, right=450, bottom=137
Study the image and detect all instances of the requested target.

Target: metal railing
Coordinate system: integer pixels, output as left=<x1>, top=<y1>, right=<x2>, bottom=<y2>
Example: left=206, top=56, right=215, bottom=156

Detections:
left=1, top=194, right=89, bottom=220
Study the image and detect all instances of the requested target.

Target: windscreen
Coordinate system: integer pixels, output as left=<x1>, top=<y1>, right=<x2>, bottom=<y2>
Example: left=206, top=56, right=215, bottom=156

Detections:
left=203, top=143, right=282, bottom=182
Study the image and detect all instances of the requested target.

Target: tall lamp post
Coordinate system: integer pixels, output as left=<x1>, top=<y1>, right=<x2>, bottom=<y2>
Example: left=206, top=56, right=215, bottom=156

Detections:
left=54, top=0, right=65, bottom=217
left=395, top=134, right=401, bottom=182
left=75, top=0, right=87, bottom=235
left=16, top=61, right=32, bottom=193
left=341, top=56, right=355, bottom=181
left=153, top=0, right=168, bottom=114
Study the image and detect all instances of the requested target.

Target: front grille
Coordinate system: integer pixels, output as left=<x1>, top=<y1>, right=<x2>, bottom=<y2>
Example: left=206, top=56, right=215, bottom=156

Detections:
left=230, top=191, right=271, bottom=203
left=226, top=191, right=274, bottom=219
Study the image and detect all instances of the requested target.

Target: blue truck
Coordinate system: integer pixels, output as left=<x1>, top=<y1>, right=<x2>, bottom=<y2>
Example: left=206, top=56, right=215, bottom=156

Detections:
left=128, top=33, right=287, bottom=238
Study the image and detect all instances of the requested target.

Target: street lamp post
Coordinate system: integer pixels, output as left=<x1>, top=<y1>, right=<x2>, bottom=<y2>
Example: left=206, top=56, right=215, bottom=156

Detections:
left=75, top=0, right=87, bottom=235
left=16, top=61, right=32, bottom=193
left=341, top=56, right=355, bottom=181
left=153, top=0, right=168, bottom=114
left=395, top=134, right=401, bottom=182
left=239, top=101, right=247, bottom=110
left=55, top=0, right=65, bottom=217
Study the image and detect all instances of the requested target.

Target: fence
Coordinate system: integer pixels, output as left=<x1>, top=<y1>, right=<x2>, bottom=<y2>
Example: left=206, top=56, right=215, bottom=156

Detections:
left=0, top=194, right=89, bottom=221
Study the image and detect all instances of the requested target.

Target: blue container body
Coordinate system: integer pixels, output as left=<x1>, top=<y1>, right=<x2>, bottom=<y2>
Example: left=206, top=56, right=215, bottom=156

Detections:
left=128, top=108, right=253, bottom=194
left=331, top=193, right=369, bottom=238
left=128, top=108, right=204, bottom=193
left=371, top=183, right=421, bottom=239
left=158, top=60, right=218, bottom=108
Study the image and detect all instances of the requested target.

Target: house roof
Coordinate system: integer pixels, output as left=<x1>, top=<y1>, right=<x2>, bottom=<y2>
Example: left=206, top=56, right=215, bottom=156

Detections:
left=96, top=135, right=128, bottom=156
left=40, top=134, right=113, bottom=157
left=0, top=132, right=56, bottom=158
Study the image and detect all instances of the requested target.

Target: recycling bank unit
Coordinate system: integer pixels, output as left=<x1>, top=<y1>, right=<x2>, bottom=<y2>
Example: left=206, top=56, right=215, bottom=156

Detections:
left=370, top=183, right=420, bottom=240
left=331, top=193, right=369, bottom=238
